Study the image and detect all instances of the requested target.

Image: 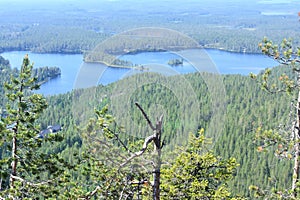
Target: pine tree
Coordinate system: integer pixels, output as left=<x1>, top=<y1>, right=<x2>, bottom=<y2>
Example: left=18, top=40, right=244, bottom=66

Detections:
left=0, top=55, right=66, bottom=199
left=250, top=37, right=300, bottom=199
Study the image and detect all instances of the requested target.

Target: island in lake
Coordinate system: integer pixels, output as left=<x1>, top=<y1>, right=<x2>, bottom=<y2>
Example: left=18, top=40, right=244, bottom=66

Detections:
left=83, top=27, right=199, bottom=67
left=168, top=58, right=183, bottom=66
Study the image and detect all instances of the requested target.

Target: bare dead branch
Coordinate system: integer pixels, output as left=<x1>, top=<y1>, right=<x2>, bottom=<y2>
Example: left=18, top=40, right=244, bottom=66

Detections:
left=119, top=185, right=128, bottom=200
left=93, top=138, right=128, bottom=160
left=124, top=103, right=163, bottom=200
left=10, top=175, right=53, bottom=187
left=120, top=134, right=155, bottom=168
left=82, top=186, right=101, bottom=200
left=158, top=114, right=163, bottom=123
left=135, top=102, right=155, bottom=130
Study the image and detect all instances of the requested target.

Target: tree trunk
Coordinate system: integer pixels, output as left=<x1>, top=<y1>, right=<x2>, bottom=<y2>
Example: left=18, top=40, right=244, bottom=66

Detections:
left=153, top=118, right=162, bottom=200
left=153, top=151, right=161, bottom=200
left=10, top=86, right=23, bottom=189
left=133, top=103, right=163, bottom=200
left=10, top=130, right=17, bottom=188
left=292, top=75, right=300, bottom=197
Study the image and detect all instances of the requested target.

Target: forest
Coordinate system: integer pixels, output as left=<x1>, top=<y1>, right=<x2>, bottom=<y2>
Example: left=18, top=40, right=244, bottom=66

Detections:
left=0, top=52, right=298, bottom=199
left=1, top=0, right=300, bottom=199
left=0, top=1, right=300, bottom=54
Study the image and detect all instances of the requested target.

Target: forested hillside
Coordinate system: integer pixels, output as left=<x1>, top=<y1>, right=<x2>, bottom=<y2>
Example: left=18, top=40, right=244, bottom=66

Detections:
left=1, top=0, right=300, bottom=198
left=0, top=50, right=297, bottom=198
left=8, top=64, right=288, bottom=198
left=0, top=50, right=297, bottom=199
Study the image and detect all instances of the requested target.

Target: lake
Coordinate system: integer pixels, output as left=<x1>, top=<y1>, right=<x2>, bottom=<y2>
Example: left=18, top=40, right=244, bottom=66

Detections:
left=1, top=49, right=278, bottom=96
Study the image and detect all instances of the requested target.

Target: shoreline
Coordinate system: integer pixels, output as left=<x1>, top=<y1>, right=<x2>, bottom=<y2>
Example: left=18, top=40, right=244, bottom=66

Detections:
left=84, top=60, right=149, bottom=70
left=0, top=47, right=262, bottom=57
left=1, top=47, right=263, bottom=71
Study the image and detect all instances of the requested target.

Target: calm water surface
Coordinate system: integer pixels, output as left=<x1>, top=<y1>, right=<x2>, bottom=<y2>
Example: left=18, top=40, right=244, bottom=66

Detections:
left=1, top=49, right=278, bottom=96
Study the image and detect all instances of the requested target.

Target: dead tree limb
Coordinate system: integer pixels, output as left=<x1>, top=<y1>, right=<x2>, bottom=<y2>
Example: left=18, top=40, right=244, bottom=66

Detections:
left=119, top=134, right=155, bottom=168
left=120, top=102, right=163, bottom=200
left=9, top=175, right=54, bottom=187
left=135, top=102, right=155, bottom=130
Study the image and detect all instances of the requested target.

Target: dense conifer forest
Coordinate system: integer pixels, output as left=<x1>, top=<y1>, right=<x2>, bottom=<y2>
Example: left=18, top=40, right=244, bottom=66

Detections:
left=0, top=55, right=295, bottom=198
left=1, top=0, right=300, bottom=199
left=0, top=1, right=299, bottom=54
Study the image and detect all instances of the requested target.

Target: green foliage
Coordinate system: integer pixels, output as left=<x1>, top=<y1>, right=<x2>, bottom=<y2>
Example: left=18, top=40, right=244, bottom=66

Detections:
left=250, top=66, right=297, bottom=95
left=84, top=28, right=198, bottom=64
left=0, top=56, right=15, bottom=107
left=0, top=55, right=69, bottom=199
left=0, top=56, right=10, bottom=67
left=259, top=37, right=299, bottom=65
left=168, top=58, right=183, bottom=66
left=161, top=129, right=243, bottom=199
left=32, top=66, right=61, bottom=84
left=0, top=25, right=107, bottom=54
left=254, top=37, right=300, bottom=94
left=1, top=1, right=300, bottom=54
left=254, top=127, right=294, bottom=159
left=0, top=60, right=294, bottom=198
left=31, top=68, right=293, bottom=198
left=249, top=36, right=300, bottom=199
left=64, top=106, right=243, bottom=199
left=68, top=106, right=152, bottom=199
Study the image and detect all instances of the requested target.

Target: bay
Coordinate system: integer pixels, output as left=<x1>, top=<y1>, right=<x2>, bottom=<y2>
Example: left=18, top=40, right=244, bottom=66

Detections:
left=1, top=49, right=278, bottom=96
left=0, top=51, right=83, bottom=95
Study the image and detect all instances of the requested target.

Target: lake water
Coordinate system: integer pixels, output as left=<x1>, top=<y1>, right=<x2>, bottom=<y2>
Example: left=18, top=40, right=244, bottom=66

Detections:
left=1, top=49, right=278, bottom=96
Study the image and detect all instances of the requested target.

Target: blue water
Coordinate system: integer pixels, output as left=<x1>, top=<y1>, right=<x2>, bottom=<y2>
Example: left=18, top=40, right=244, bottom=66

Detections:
left=1, top=49, right=278, bottom=96
left=207, top=49, right=277, bottom=74
left=0, top=51, right=83, bottom=95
